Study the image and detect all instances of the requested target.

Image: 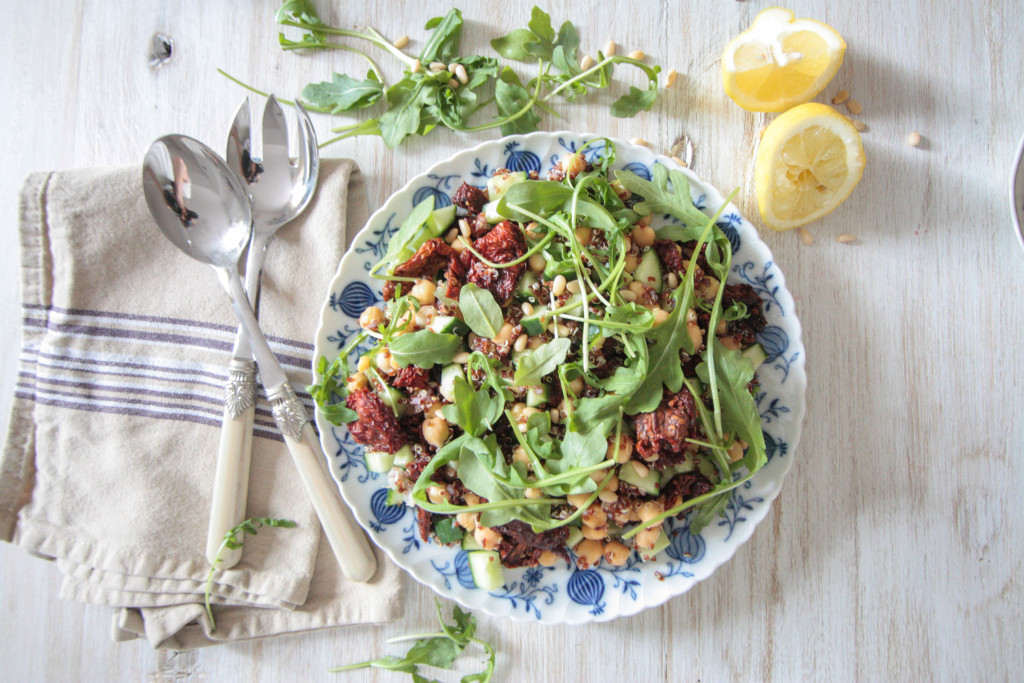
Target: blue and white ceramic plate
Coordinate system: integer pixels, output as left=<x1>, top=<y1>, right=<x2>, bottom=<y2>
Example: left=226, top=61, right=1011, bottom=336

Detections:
left=313, top=132, right=806, bottom=624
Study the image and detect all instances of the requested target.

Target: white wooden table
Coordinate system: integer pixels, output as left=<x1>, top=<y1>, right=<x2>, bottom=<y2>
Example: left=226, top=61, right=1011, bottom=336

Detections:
left=2, top=1, right=1022, bottom=680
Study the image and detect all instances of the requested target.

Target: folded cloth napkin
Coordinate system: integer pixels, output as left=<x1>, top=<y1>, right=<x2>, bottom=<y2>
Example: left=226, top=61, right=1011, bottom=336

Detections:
left=0, top=158, right=402, bottom=649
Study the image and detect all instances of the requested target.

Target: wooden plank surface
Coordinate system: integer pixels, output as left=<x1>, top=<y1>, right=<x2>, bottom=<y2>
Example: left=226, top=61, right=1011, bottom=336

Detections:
left=1, top=1, right=1022, bottom=680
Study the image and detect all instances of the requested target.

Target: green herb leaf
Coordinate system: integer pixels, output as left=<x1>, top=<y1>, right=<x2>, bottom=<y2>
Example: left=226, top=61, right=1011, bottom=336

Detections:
left=300, top=71, right=382, bottom=113
left=610, top=82, right=658, bottom=117
left=432, top=516, right=465, bottom=545
left=491, top=28, right=536, bottom=61
left=441, top=376, right=503, bottom=438
left=377, top=195, right=435, bottom=273
left=695, top=340, right=767, bottom=473
left=388, top=330, right=461, bottom=368
left=307, top=355, right=359, bottom=425
left=459, top=283, right=504, bottom=338
left=623, top=287, right=694, bottom=415
left=513, top=337, right=571, bottom=386
left=379, top=77, right=432, bottom=148
left=528, top=7, right=556, bottom=45
left=494, top=67, right=541, bottom=135
left=614, top=165, right=710, bottom=228
left=420, top=9, right=463, bottom=63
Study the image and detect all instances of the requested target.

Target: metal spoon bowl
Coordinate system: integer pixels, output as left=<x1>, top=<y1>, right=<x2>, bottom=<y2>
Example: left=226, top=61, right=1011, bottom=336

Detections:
left=142, top=134, right=376, bottom=583
left=1010, top=131, right=1024, bottom=256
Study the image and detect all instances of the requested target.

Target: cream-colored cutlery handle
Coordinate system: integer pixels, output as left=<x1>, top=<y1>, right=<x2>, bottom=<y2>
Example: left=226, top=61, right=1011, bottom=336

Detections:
left=206, top=402, right=256, bottom=566
left=283, top=422, right=377, bottom=582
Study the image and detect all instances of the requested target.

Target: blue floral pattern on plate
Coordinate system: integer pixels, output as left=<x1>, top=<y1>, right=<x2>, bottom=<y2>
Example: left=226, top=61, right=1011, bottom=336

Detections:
left=312, top=132, right=806, bottom=624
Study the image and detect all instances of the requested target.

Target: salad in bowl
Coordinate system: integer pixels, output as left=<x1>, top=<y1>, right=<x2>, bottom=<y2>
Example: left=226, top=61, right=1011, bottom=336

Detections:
left=311, top=133, right=804, bottom=622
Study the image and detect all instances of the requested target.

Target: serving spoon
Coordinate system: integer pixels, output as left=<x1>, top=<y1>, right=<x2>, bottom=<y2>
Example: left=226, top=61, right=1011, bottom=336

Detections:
left=142, top=134, right=376, bottom=582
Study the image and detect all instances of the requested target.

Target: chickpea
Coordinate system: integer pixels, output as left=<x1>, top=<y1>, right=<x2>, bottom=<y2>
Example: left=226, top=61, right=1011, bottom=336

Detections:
left=537, top=550, right=560, bottom=567
left=524, top=487, right=543, bottom=499
left=652, top=307, right=670, bottom=326
left=456, top=512, right=477, bottom=532
left=581, top=503, right=607, bottom=529
left=410, top=279, right=437, bottom=306
left=728, top=441, right=745, bottom=462
left=598, top=490, right=619, bottom=504
left=604, top=541, right=631, bottom=566
left=575, top=539, right=604, bottom=568
left=606, top=433, right=634, bottom=463
left=686, top=308, right=703, bottom=351
left=510, top=402, right=527, bottom=421
left=376, top=348, right=396, bottom=375
left=414, top=304, right=437, bottom=329
left=474, top=525, right=501, bottom=550
left=356, top=355, right=371, bottom=372
left=628, top=280, right=646, bottom=296
left=574, top=226, right=593, bottom=246
left=568, top=376, right=585, bottom=396
left=634, top=527, right=661, bottom=552
left=422, top=417, right=450, bottom=448
left=359, top=305, right=385, bottom=331
left=567, top=493, right=591, bottom=509
left=346, top=372, right=368, bottom=393
left=528, top=253, right=546, bottom=273
left=426, top=485, right=449, bottom=505
left=638, top=501, right=665, bottom=525
left=624, top=252, right=639, bottom=273
left=582, top=524, right=607, bottom=541
left=630, top=224, right=656, bottom=248
left=464, top=492, right=482, bottom=506
left=512, top=446, right=530, bottom=465
left=495, top=322, right=516, bottom=344
left=563, top=152, right=587, bottom=178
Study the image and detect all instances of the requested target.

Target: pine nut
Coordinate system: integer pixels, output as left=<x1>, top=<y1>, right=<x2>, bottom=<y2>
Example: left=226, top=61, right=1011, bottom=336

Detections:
left=846, top=99, right=863, bottom=115
left=652, top=308, right=670, bottom=326
left=453, top=351, right=470, bottom=364
left=566, top=279, right=582, bottom=294
left=521, top=302, right=534, bottom=315
left=514, top=334, right=528, bottom=352
left=629, top=136, right=650, bottom=148
left=671, top=155, right=687, bottom=168
left=837, top=234, right=857, bottom=244
left=454, top=63, right=468, bottom=85
left=528, top=253, right=546, bottom=273
left=598, top=490, right=619, bottom=503
left=619, top=289, right=638, bottom=302
left=393, top=35, right=410, bottom=49
left=552, top=274, right=567, bottom=296
left=665, top=69, right=678, bottom=88
left=831, top=89, right=850, bottom=105
left=411, top=59, right=421, bottom=73
left=604, top=40, right=616, bottom=56
left=429, top=61, right=447, bottom=72
left=580, top=55, right=595, bottom=70
left=666, top=272, right=679, bottom=290
left=549, top=408, right=560, bottom=424
left=798, top=227, right=813, bottom=245
left=906, top=131, right=922, bottom=147
left=447, top=78, right=460, bottom=90
left=459, top=218, right=471, bottom=237
left=628, top=49, right=645, bottom=61
left=852, top=119, right=866, bottom=132
left=630, top=460, right=650, bottom=478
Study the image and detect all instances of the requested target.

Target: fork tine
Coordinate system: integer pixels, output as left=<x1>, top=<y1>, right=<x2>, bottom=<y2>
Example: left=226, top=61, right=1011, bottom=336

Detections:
left=293, top=99, right=320, bottom=212
left=261, top=95, right=290, bottom=168
left=225, top=98, right=253, bottom=184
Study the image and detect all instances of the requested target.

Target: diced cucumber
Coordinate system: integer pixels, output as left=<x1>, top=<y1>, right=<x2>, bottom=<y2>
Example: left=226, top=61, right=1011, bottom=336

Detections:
left=481, top=201, right=504, bottom=224
left=618, top=462, right=663, bottom=494
left=364, top=450, right=394, bottom=473
left=439, top=363, right=465, bottom=402
left=566, top=526, right=584, bottom=550
left=425, top=205, right=457, bottom=237
left=467, top=550, right=505, bottom=591
left=646, top=529, right=670, bottom=558
left=520, top=307, right=549, bottom=336
left=486, top=171, right=527, bottom=201
left=461, top=533, right=483, bottom=551
left=391, top=444, right=415, bottom=468
left=634, top=249, right=663, bottom=292
left=525, top=384, right=549, bottom=407
left=373, top=384, right=406, bottom=418
left=742, top=343, right=768, bottom=369
left=429, top=315, right=469, bottom=336
left=515, top=271, right=539, bottom=301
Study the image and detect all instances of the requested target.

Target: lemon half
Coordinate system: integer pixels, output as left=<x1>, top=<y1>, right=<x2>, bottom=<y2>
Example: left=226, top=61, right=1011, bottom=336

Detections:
left=722, top=8, right=846, bottom=112
left=755, top=102, right=865, bottom=231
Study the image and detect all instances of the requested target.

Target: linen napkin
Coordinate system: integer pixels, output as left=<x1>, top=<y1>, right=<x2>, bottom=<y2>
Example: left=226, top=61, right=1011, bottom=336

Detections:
left=0, top=158, right=403, bottom=649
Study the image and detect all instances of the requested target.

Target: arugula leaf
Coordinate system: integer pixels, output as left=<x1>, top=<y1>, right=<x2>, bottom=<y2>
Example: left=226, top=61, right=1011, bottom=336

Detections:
left=432, top=517, right=464, bottom=545
left=610, top=82, right=658, bottom=117
left=570, top=394, right=625, bottom=437
left=696, top=340, right=767, bottom=473
left=494, top=67, right=541, bottom=135
left=379, top=77, right=432, bottom=148
left=441, top=376, right=502, bottom=438
left=388, top=330, right=461, bottom=368
left=205, top=517, right=296, bottom=631
left=459, top=283, right=504, bottom=338
left=615, top=165, right=710, bottom=228
left=274, top=0, right=325, bottom=40
left=527, top=7, right=556, bottom=45
left=307, top=355, right=358, bottom=424
left=301, top=71, right=382, bottom=113
left=376, top=195, right=435, bottom=274
left=513, top=337, right=571, bottom=386
left=491, top=28, right=536, bottom=61
left=420, top=9, right=463, bottom=63
left=623, top=286, right=694, bottom=415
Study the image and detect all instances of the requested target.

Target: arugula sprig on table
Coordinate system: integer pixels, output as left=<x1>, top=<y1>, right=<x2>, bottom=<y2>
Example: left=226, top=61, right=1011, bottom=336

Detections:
left=204, top=517, right=296, bottom=631
left=223, top=3, right=662, bottom=148
left=331, top=600, right=495, bottom=682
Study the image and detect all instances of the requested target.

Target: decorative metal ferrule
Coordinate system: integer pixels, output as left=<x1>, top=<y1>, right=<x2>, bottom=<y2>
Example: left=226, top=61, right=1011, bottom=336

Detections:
left=224, top=359, right=259, bottom=419
left=268, top=383, right=309, bottom=441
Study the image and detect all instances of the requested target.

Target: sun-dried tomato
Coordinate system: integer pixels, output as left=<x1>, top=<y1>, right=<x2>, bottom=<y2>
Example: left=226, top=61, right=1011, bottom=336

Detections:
left=634, top=390, right=699, bottom=470
left=392, top=366, right=431, bottom=391
left=459, top=220, right=526, bottom=304
left=451, top=182, right=489, bottom=212
left=494, top=520, right=569, bottom=568
left=442, top=252, right=466, bottom=304
left=345, top=388, right=406, bottom=454
left=722, top=284, right=767, bottom=345
left=660, top=472, right=714, bottom=515
left=382, top=238, right=456, bottom=300
left=416, top=507, right=434, bottom=542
